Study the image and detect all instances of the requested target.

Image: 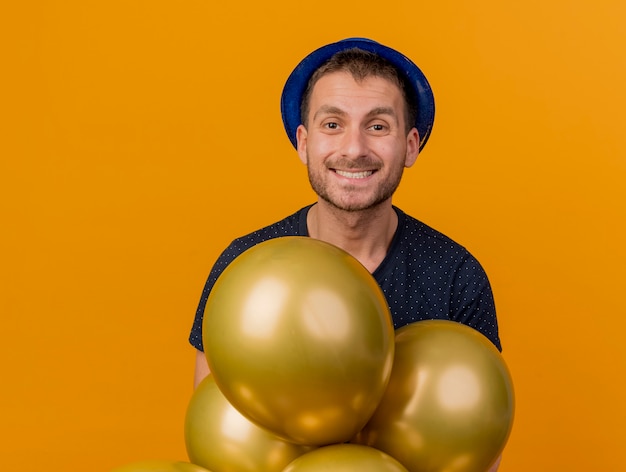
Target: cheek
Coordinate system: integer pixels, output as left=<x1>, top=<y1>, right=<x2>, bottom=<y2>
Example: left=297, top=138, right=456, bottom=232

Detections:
left=308, top=136, right=335, bottom=159
left=373, top=142, right=400, bottom=162
left=388, top=141, right=408, bottom=163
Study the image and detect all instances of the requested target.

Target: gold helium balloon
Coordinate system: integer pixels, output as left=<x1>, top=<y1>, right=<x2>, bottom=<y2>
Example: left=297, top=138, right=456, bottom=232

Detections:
left=109, top=460, right=211, bottom=472
left=354, top=320, right=514, bottom=472
left=281, top=444, right=409, bottom=472
left=185, top=375, right=313, bottom=472
left=202, top=237, right=395, bottom=446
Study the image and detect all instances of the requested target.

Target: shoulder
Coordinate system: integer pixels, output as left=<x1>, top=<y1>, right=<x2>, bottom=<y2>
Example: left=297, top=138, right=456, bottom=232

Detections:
left=382, top=207, right=491, bottom=285
left=393, top=207, right=472, bottom=261
left=217, top=206, right=311, bottom=264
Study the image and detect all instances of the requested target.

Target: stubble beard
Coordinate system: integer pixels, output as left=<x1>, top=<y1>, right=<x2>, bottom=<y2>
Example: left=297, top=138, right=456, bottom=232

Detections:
left=306, top=155, right=406, bottom=213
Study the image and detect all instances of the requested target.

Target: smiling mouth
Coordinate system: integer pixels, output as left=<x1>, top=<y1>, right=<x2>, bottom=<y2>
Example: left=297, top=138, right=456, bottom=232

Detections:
left=334, top=169, right=374, bottom=179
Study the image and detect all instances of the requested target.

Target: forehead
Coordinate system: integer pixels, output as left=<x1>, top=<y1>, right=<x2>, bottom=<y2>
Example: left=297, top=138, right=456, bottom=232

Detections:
left=308, top=71, right=405, bottom=111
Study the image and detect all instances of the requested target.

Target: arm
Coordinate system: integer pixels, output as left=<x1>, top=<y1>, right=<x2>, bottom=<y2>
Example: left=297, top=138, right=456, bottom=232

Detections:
left=488, top=455, right=502, bottom=472
left=189, top=240, right=251, bottom=388
left=450, top=256, right=504, bottom=470
left=194, top=349, right=210, bottom=388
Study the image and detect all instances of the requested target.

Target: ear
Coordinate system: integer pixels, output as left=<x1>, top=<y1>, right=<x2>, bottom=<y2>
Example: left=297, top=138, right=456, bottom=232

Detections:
left=296, top=125, right=308, bottom=165
left=404, top=128, right=420, bottom=168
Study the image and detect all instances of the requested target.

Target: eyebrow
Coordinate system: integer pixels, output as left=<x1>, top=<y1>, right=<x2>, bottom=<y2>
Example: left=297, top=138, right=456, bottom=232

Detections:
left=313, top=105, right=398, bottom=122
left=366, top=107, right=397, bottom=120
left=313, top=105, right=346, bottom=121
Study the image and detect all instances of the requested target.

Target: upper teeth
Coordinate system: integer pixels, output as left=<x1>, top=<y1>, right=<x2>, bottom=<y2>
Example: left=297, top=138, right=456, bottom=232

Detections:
left=335, top=170, right=373, bottom=179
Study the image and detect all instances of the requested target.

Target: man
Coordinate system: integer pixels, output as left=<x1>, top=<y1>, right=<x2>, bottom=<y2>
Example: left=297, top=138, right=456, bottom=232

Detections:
left=189, top=38, right=501, bottom=376
left=189, top=36, right=503, bottom=471
left=190, top=36, right=500, bottom=385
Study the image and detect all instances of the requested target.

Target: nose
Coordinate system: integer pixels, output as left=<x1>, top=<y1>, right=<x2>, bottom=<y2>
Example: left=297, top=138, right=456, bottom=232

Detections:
left=339, top=126, right=369, bottom=159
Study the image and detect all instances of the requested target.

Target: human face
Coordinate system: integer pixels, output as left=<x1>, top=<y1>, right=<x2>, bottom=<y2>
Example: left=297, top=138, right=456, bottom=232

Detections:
left=296, top=71, right=419, bottom=213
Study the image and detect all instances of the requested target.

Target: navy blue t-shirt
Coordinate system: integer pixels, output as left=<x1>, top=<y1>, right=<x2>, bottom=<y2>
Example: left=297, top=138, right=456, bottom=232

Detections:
left=189, top=205, right=501, bottom=351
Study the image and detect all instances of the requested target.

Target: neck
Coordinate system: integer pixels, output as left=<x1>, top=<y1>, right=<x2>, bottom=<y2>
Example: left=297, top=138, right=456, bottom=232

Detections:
left=307, top=200, right=398, bottom=273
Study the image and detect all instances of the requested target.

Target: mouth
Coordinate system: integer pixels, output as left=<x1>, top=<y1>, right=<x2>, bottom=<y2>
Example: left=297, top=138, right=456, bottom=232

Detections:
left=333, top=169, right=375, bottom=179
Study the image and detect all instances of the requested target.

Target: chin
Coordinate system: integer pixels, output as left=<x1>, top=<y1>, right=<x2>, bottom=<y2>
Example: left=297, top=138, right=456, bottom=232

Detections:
left=322, top=196, right=390, bottom=213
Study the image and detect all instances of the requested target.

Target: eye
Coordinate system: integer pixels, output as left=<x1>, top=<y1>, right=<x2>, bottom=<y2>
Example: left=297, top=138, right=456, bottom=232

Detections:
left=323, top=122, right=339, bottom=129
left=368, top=123, right=388, bottom=133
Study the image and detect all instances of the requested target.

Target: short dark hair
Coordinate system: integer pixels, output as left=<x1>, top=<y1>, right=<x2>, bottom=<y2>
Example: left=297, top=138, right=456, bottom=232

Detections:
left=300, top=48, right=418, bottom=134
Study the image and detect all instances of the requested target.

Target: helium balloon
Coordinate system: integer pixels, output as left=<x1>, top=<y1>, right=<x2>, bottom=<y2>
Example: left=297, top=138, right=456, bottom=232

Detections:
left=109, top=460, right=210, bottom=472
left=203, top=236, right=394, bottom=446
left=354, top=320, right=514, bottom=472
left=282, top=444, right=409, bottom=472
left=185, top=375, right=313, bottom=472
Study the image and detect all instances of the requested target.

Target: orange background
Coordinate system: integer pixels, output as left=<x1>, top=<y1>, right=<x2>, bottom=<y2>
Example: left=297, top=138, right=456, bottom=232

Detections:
left=2, top=1, right=625, bottom=471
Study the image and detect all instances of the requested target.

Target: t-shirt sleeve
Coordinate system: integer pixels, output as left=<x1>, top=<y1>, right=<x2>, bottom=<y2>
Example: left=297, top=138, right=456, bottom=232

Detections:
left=188, top=207, right=309, bottom=352
left=449, top=254, right=501, bottom=351
left=188, top=241, right=246, bottom=352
